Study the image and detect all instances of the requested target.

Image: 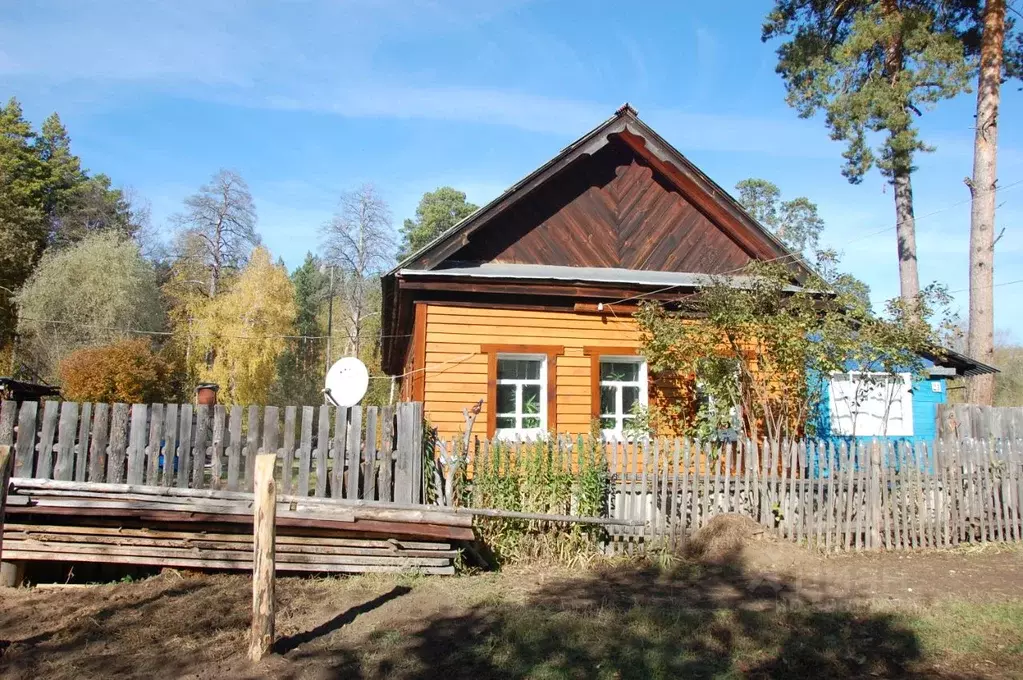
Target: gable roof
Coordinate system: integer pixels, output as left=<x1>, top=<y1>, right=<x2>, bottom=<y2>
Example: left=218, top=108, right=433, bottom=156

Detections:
left=391, top=104, right=814, bottom=277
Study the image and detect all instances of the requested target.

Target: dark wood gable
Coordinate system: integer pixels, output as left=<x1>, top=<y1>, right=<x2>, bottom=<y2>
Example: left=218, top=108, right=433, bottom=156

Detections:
left=442, top=135, right=754, bottom=274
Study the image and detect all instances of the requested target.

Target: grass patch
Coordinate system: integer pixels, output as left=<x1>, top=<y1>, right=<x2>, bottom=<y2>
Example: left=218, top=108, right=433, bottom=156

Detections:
left=910, top=600, right=1023, bottom=659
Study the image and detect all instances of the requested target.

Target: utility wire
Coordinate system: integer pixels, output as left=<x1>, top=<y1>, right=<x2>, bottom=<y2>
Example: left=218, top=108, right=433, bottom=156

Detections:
left=17, top=317, right=413, bottom=341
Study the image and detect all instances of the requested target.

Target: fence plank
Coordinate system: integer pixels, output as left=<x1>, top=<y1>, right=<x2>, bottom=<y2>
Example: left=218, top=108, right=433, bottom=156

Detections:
left=902, top=441, right=914, bottom=548
left=1014, top=442, right=1023, bottom=543
left=930, top=441, right=939, bottom=548
left=823, top=442, right=834, bottom=551
left=924, top=439, right=932, bottom=548
left=162, top=404, right=178, bottom=487
left=192, top=405, right=211, bottom=489
left=332, top=407, right=348, bottom=499
left=701, top=442, right=711, bottom=531
left=1011, top=441, right=1020, bottom=543
left=226, top=406, right=242, bottom=492
left=733, top=441, right=743, bottom=517
left=54, top=402, right=79, bottom=482
left=346, top=406, right=362, bottom=500
left=315, top=405, right=329, bottom=498
left=146, top=404, right=165, bottom=486
left=74, top=402, right=92, bottom=483
left=670, top=439, right=680, bottom=552
left=343, top=402, right=364, bottom=499
left=262, top=406, right=280, bottom=488
left=281, top=406, right=296, bottom=496
left=394, top=403, right=419, bottom=504
left=105, top=404, right=129, bottom=484
left=837, top=441, right=851, bottom=551
left=935, top=439, right=947, bottom=548
left=410, top=402, right=424, bottom=504
left=126, top=404, right=147, bottom=485
left=622, top=439, right=633, bottom=551
left=811, top=442, right=822, bottom=549
left=210, top=405, right=226, bottom=490
left=87, top=404, right=108, bottom=483
left=887, top=442, right=901, bottom=551
left=364, top=407, right=378, bottom=501
left=992, top=440, right=1005, bottom=543
left=680, top=439, right=692, bottom=543
left=297, top=406, right=313, bottom=497
left=34, top=401, right=59, bottom=479
left=0, top=401, right=15, bottom=447
left=975, top=440, right=987, bottom=542
left=659, top=438, right=669, bottom=544
left=639, top=439, right=649, bottom=548
left=379, top=405, right=394, bottom=503
left=176, top=404, right=193, bottom=488
left=244, top=405, right=259, bottom=491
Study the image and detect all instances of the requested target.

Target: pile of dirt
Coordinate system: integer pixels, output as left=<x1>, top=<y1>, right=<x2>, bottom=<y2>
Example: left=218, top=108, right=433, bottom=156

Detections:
left=685, top=514, right=774, bottom=564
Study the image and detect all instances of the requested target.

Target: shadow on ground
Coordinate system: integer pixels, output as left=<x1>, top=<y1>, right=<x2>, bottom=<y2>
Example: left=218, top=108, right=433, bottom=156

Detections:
left=0, top=542, right=1005, bottom=680
left=280, top=547, right=984, bottom=680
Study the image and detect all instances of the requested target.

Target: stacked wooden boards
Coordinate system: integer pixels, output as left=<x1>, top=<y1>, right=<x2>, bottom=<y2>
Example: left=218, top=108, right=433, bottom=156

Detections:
left=2, top=479, right=473, bottom=575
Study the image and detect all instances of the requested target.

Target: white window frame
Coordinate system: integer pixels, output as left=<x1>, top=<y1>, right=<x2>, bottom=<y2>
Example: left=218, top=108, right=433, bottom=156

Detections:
left=494, top=353, right=547, bottom=440
left=828, top=371, right=914, bottom=437
left=598, top=356, right=648, bottom=440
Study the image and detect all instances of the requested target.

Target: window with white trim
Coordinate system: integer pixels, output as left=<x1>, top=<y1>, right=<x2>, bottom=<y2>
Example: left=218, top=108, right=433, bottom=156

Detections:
left=495, top=355, right=546, bottom=438
left=829, top=372, right=914, bottom=437
left=599, top=357, right=647, bottom=438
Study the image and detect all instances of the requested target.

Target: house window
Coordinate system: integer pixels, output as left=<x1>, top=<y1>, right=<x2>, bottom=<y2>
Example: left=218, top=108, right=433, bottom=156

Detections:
left=599, top=357, right=647, bottom=438
left=495, top=355, right=546, bottom=438
left=829, top=372, right=914, bottom=437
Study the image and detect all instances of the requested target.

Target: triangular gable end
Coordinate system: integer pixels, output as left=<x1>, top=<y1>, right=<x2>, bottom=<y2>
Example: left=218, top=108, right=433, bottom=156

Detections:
left=397, top=105, right=810, bottom=278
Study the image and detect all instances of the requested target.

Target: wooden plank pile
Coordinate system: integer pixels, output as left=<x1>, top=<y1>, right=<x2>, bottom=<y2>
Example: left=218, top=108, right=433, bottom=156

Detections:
left=2, top=478, right=472, bottom=575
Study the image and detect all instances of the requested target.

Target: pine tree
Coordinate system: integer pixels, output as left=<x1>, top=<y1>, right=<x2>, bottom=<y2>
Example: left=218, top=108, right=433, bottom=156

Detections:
left=763, top=1, right=971, bottom=311
left=0, top=98, right=48, bottom=344
left=398, top=187, right=477, bottom=260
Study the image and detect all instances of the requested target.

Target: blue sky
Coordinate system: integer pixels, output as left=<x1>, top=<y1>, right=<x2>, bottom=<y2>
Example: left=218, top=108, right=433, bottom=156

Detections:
left=3, top=0, right=1022, bottom=339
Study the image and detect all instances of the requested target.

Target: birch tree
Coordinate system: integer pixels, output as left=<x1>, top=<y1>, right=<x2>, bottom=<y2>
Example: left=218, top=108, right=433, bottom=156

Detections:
left=172, top=169, right=259, bottom=298
left=320, top=184, right=394, bottom=358
left=191, top=247, right=296, bottom=405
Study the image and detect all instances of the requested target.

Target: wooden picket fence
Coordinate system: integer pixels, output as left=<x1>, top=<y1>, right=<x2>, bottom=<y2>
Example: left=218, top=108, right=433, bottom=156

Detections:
left=0, top=400, right=425, bottom=504
left=433, top=436, right=1023, bottom=555
left=938, top=403, right=1023, bottom=439
left=603, top=438, right=1023, bottom=554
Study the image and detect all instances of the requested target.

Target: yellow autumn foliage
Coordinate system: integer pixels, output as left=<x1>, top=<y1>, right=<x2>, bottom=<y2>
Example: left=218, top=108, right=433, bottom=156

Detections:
left=191, top=247, right=297, bottom=405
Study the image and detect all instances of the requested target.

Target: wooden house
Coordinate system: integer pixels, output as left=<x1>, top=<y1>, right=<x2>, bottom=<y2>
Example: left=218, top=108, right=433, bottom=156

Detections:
left=380, top=105, right=993, bottom=442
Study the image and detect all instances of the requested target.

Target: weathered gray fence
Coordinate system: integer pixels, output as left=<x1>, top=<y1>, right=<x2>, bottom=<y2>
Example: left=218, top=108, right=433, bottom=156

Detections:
left=938, top=403, right=1023, bottom=439
left=438, top=436, right=1023, bottom=555
left=0, top=400, right=425, bottom=503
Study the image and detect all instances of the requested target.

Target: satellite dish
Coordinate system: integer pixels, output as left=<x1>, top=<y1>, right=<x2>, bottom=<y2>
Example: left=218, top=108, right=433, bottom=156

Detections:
left=323, top=357, right=369, bottom=407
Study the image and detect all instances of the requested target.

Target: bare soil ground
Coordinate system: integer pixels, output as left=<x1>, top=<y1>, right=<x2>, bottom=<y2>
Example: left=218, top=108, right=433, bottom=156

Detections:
left=2, top=524, right=1022, bottom=679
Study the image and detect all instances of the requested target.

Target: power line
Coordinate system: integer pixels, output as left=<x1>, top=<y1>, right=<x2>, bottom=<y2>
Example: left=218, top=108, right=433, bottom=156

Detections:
left=948, top=278, right=1023, bottom=295
left=17, top=317, right=412, bottom=341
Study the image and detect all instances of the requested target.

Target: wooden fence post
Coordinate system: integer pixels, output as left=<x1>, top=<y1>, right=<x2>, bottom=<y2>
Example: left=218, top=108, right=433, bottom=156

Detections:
left=0, top=445, right=11, bottom=559
left=249, top=452, right=278, bottom=662
left=870, top=440, right=882, bottom=550
left=0, top=444, right=21, bottom=587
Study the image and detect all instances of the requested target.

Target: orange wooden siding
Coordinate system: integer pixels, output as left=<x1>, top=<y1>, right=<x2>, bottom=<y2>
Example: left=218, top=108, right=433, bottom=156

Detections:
left=418, top=303, right=651, bottom=439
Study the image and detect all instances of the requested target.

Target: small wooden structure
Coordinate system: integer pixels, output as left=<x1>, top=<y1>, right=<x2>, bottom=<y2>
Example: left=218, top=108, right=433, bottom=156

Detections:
left=0, top=378, right=59, bottom=402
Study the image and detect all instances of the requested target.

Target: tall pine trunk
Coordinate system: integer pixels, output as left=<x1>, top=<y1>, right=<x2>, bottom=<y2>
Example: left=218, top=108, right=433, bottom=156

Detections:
left=892, top=164, right=920, bottom=307
left=967, top=0, right=1005, bottom=406
left=881, top=0, right=920, bottom=313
